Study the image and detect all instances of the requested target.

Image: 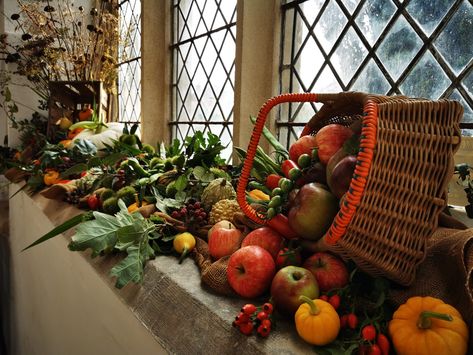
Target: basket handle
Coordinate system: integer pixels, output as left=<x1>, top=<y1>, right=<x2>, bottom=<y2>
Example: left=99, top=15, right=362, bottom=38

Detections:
left=236, top=93, right=319, bottom=225
left=237, top=92, right=379, bottom=246
left=301, top=91, right=370, bottom=136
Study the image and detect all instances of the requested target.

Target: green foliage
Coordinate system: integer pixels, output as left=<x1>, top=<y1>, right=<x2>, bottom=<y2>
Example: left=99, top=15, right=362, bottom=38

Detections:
left=68, top=201, right=157, bottom=288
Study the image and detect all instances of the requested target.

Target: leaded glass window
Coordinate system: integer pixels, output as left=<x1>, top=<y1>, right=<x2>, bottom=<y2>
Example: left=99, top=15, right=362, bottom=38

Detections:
left=279, top=0, right=473, bottom=148
left=171, top=0, right=237, bottom=160
left=118, top=0, right=141, bottom=125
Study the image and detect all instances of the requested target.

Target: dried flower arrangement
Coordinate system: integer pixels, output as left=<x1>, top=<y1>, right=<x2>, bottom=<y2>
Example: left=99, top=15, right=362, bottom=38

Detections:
left=0, top=0, right=119, bottom=106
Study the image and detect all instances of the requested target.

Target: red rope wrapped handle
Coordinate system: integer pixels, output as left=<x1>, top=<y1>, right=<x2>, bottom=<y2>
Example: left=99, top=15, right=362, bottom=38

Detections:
left=236, top=93, right=318, bottom=225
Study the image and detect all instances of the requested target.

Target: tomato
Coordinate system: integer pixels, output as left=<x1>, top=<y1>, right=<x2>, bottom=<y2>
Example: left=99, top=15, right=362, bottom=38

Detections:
left=281, top=159, right=299, bottom=178
left=87, top=194, right=99, bottom=210
left=265, top=174, right=282, bottom=190
left=328, top=294, right=341, bottom=310
left=266, top=213, right=299, bottom=239
left=376, top=333, right=390, bottom=355
left=369, top=344, right=382, bottom=355
left=347, top=313, right=359, bottom=330
left=275, top=247, right=302, bottom=268
left=361, top=325, right=377, bottom=341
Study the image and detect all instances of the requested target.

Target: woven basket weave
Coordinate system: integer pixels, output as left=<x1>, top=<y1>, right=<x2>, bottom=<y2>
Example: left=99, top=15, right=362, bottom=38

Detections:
left=237, top=92, right=463, bottom=286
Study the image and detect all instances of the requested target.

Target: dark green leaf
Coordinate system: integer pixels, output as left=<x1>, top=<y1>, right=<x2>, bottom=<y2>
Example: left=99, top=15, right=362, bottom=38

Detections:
left=130, top=123, right=139, bottom=135
left=87, top=156, right=102, bottom=169
left=4, top=87, right=11, bottom=102
left=174, top=174, right=188, bottom=191
left=102, top=152, right=126, bottom=166
left=60, top=163, right=88, bottom=178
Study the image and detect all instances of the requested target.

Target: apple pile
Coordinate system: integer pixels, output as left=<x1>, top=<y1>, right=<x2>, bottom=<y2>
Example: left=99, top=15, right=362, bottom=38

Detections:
left=264, top=121, right=361, bottom=241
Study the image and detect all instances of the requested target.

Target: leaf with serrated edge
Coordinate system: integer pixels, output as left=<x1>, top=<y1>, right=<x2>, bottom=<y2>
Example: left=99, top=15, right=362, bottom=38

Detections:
left=69, top=212, right=121, bottom=253
left=110, top=242, right=153, bottom=288
left=116, top=220, right=148, bottom=244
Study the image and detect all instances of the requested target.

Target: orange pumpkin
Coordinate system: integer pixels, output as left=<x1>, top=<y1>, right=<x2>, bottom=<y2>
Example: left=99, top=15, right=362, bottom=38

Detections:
left=389, top=296, right=469, bottom=355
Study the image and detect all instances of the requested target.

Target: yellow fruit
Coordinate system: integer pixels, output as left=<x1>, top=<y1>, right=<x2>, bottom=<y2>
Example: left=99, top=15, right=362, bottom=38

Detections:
left=57, top=117, right=72, bottom=130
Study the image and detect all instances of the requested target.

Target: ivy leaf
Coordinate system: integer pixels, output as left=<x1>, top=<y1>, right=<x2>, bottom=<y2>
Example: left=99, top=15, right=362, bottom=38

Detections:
left=174, top=174, right=188, bottom=191
left=69, top=212, right=123, bottom=255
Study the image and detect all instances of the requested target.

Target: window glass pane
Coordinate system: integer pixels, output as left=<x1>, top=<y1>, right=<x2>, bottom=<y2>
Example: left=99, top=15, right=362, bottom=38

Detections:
left=118, top=0, right=141, bottom=126
left=377, top=16, right=423, bottom=81
left=355, top=0, right=396, bottom=46
left=279, top=0, right=473, bottom=145
left=434, top=1, right=473, bottom=74
left=407, top=0, right=455, bottom=36
left=172, top=1, right=237, bottom=162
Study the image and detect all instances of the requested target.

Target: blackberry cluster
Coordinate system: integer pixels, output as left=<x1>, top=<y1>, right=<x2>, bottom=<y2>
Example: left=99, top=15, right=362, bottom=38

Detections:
left=63, top=187, right=85, bottom=205
left=171, top=199, right=208, bottom=231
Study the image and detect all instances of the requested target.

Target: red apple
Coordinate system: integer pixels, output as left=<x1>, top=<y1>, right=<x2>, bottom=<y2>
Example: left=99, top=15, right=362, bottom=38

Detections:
left=270, top=266, right=319, bottom=317
left=289, top=135, right=318, bottom=162
left=288, top=183, right=339, bottom=240
left=208, top=220, right=244, bottom=260
left=303, top=252, right=349, bottom=292
left=241, top=226, right=285, bottom=260
left=275, top=247, right=302, bottom=269
left=315, top=124, right=353, bottom=165
left=227, top=245, right=276, bottom=298
left=207, top=220, right=236, bottom=239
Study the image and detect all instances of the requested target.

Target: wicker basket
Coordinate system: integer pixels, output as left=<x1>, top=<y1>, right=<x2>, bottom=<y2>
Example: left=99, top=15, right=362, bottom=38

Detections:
left=236, top=92, right=463, bottom=286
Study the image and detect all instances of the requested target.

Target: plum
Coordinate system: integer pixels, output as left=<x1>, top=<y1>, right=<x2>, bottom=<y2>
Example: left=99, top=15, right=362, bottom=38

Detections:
left=328, top=155, right=357, bottom=199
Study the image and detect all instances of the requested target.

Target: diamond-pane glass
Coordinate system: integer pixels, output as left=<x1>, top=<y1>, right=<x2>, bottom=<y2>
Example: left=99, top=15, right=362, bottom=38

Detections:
left=118, top=0, right=141, bottom=125
left=400, top=51, right=450, bottom=99
left=280, top=0, right=473, bottom=147
left=332, top=27, right=368, bottom=86
left=407, top=0, right=455, bottom=36
left=434, top=1, right=473, bottom=74
left=351, top=59, right=390, bottom=94
left=172, top=1, right=237, bottom=162
left=377, top=16, right=423, bottom=81
left=355, top=0, right=396, bottom=46
left=314, top=1, right=347, bottom=54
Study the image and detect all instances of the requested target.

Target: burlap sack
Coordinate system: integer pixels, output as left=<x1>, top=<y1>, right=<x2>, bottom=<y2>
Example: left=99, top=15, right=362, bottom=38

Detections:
left=192, top=237, right=236, bottom=297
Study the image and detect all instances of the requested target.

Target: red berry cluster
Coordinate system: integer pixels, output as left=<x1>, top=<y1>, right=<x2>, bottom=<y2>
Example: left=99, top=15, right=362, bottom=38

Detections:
left=171, top=200, right=208, bottom=227
left=319, top=292, right=390, bottom=354
left=358, top=325, right=390, bottom=355
left=232, top=302, right=274, bottom=337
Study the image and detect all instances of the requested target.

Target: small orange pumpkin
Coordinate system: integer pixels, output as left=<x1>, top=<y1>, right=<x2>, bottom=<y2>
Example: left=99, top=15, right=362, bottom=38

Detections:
left=389, top=296, right=469, bottom=355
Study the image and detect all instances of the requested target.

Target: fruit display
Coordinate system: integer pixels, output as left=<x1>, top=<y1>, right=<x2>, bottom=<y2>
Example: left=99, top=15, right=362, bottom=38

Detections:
left=10, top=115, right=471, bottom=354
